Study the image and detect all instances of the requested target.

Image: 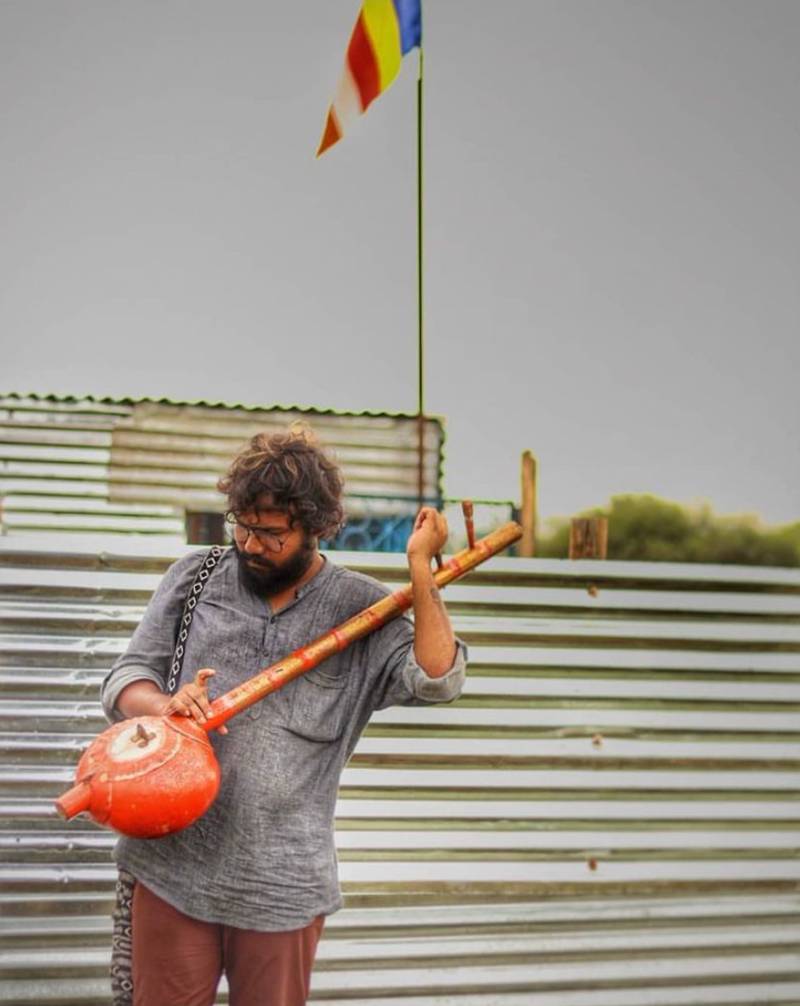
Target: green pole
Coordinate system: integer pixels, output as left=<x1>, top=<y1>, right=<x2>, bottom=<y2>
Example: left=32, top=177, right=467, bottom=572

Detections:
left=416, top=45, right=425, bottom=508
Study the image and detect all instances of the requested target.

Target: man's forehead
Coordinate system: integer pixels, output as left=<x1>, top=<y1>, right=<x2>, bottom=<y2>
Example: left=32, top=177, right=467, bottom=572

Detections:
left=241, top=497, right=292, bottom=527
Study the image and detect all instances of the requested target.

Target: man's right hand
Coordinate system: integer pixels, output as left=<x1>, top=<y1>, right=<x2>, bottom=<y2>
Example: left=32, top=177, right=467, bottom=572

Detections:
left=162, top=668, right=228, bottom=734
left=115, top=672, right=228, bottom=734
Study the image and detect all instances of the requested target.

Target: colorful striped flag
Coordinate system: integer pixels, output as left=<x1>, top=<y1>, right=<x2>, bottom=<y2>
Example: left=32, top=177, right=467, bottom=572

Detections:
left=317, top=0, right=422, bottom=156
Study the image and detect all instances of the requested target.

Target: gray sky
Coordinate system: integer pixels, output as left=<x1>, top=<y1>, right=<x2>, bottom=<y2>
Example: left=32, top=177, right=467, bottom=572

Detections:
left=2, top=0, right=798, bottom=524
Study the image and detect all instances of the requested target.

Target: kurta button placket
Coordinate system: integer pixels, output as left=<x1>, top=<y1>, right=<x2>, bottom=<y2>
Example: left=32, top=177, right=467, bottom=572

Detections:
left=251, top=614, right=275, bottom=720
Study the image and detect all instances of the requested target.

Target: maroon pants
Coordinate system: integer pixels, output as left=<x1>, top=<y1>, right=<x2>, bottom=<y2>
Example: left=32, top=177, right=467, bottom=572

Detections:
left=131, top=882, right=324, bottom=1006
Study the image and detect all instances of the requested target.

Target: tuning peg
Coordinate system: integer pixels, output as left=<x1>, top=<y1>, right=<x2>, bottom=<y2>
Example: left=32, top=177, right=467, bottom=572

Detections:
left=462, top=499, right=476, bottom=549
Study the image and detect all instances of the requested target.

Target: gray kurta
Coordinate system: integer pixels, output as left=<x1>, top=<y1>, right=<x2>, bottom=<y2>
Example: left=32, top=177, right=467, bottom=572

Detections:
left=100, top=548, right=466, bottom=931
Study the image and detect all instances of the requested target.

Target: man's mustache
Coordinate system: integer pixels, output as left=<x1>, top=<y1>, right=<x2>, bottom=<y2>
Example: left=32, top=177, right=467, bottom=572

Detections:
left=244, top=556, right=276, bottom=570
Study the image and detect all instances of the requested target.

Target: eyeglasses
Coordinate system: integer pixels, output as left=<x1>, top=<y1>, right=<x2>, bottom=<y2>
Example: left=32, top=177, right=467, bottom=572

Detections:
left=224, top=513, right=291, bottom=553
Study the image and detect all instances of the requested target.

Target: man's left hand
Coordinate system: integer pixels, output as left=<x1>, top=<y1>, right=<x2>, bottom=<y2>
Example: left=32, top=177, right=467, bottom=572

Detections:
left=407, top=507, right=448, bottom=564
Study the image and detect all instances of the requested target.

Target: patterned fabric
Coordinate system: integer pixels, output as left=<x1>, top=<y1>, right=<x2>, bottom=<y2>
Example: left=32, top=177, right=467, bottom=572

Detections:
left=166, top=546, right=225, bottom=695
left=110, top=867, right=135, bottom=1005
left=108, top=546, right=225, bottom=1006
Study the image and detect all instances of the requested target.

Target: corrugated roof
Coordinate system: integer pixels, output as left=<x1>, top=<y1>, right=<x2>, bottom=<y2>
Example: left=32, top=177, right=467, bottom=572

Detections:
left=0, top=390, right=445, bottom=423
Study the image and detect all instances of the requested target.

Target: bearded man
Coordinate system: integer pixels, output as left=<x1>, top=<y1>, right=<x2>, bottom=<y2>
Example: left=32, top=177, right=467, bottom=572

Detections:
left=100, top=427, right=465, bottom=1006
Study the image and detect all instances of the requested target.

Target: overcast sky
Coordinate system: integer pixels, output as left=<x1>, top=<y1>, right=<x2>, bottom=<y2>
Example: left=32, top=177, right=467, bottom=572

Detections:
left=2, top=0, right=798, bottom=524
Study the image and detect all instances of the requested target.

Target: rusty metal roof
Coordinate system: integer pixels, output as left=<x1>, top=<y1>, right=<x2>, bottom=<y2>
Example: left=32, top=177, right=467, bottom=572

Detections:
left=0, top=390, right=443, bottom=421
left=0, top=393, right=445, bottom=538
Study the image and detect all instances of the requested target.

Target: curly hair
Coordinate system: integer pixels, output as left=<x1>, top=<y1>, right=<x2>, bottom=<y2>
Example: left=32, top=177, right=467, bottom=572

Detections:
left=217, top=426, right=345, bottom=540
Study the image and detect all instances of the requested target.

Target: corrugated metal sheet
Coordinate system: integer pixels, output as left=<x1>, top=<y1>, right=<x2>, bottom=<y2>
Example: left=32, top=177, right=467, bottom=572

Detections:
left=0, top=394, right=444, bottom=537
left=1, top=537, right=799, bottom=1004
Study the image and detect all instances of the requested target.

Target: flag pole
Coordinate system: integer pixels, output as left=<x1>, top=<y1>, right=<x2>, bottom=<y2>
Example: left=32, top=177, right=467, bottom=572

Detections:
left=416, top=44, right=426, bottom=509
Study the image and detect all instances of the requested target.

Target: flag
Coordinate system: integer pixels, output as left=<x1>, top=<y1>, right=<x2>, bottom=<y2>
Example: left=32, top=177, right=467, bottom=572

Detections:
left=317, top=0, right=422, bottom=156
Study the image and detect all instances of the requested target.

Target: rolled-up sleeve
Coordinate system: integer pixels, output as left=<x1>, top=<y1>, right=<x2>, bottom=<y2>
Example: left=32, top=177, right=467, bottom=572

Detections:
left=399, top=639, right=467, bottom=703
left=366, top=601, right=468, bottom=710
left=100, top=551, right=205, bottom=723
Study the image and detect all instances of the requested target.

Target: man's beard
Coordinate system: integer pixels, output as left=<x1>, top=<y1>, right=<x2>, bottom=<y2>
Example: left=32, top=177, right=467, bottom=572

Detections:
left=234, top=534, right=316, bottom=599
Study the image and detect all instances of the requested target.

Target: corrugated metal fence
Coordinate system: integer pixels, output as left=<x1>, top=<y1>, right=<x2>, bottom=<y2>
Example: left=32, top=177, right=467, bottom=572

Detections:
left=1, top=537, right=799, bottom=1004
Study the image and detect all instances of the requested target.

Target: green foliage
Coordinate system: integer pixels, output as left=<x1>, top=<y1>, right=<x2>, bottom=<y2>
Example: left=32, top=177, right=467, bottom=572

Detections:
left=537, top=494, right=800, bottom=567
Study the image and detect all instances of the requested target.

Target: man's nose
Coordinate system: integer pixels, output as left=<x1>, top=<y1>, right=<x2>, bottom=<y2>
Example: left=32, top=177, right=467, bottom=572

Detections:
left=243, top=531, right=263, bottom=554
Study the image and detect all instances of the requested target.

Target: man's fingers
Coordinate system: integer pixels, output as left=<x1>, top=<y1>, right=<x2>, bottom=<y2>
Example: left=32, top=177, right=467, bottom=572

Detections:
left=416, top=506, right=439, bottom=527
left=186, top=669, right=216, bottom=721
left=409, top=507, right=449, bottom=561
left=187, top=691, right=210, bottom=721
left=160, top=669, right=220, bottom=724
left=168, top=694, right=200, bottom=721
left=163, top=698, right=190, bottom=718
left=164, top=680, right=215, bottom=723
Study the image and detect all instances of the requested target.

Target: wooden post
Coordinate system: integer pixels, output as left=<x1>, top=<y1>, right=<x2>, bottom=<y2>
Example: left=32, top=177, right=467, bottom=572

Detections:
left=519, top=450, right=537, bottom=557
left=569, top=518, right=608, bottom=560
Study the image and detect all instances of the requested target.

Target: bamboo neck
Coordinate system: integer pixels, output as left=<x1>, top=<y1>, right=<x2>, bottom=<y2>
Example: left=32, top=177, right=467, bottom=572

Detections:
left=203, top=521, right=522, bottom=732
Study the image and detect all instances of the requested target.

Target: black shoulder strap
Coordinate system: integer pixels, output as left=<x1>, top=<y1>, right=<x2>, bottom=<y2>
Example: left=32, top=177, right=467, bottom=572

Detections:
left=166, top=545, right=226, bottom=695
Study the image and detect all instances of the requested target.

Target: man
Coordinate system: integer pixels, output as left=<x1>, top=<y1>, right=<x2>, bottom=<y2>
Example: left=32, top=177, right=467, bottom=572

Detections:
left=100, top=427, right=466, bottom=1006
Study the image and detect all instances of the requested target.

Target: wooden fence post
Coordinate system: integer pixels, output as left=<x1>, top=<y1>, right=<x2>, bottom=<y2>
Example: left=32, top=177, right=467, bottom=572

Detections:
left=519, top=451, right=537, bottom=557
left=569, top=518, right=608, bottom=560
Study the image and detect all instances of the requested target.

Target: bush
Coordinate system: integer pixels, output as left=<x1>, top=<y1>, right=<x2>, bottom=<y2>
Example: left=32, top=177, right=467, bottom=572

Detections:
left=537, top=494, right=800, bottom=567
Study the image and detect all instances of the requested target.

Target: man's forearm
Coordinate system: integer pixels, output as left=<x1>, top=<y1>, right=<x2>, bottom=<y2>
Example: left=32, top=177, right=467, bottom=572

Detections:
left=409, top=555, right=457, bottom=678
left=115, top=680, right=170, bottom=719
